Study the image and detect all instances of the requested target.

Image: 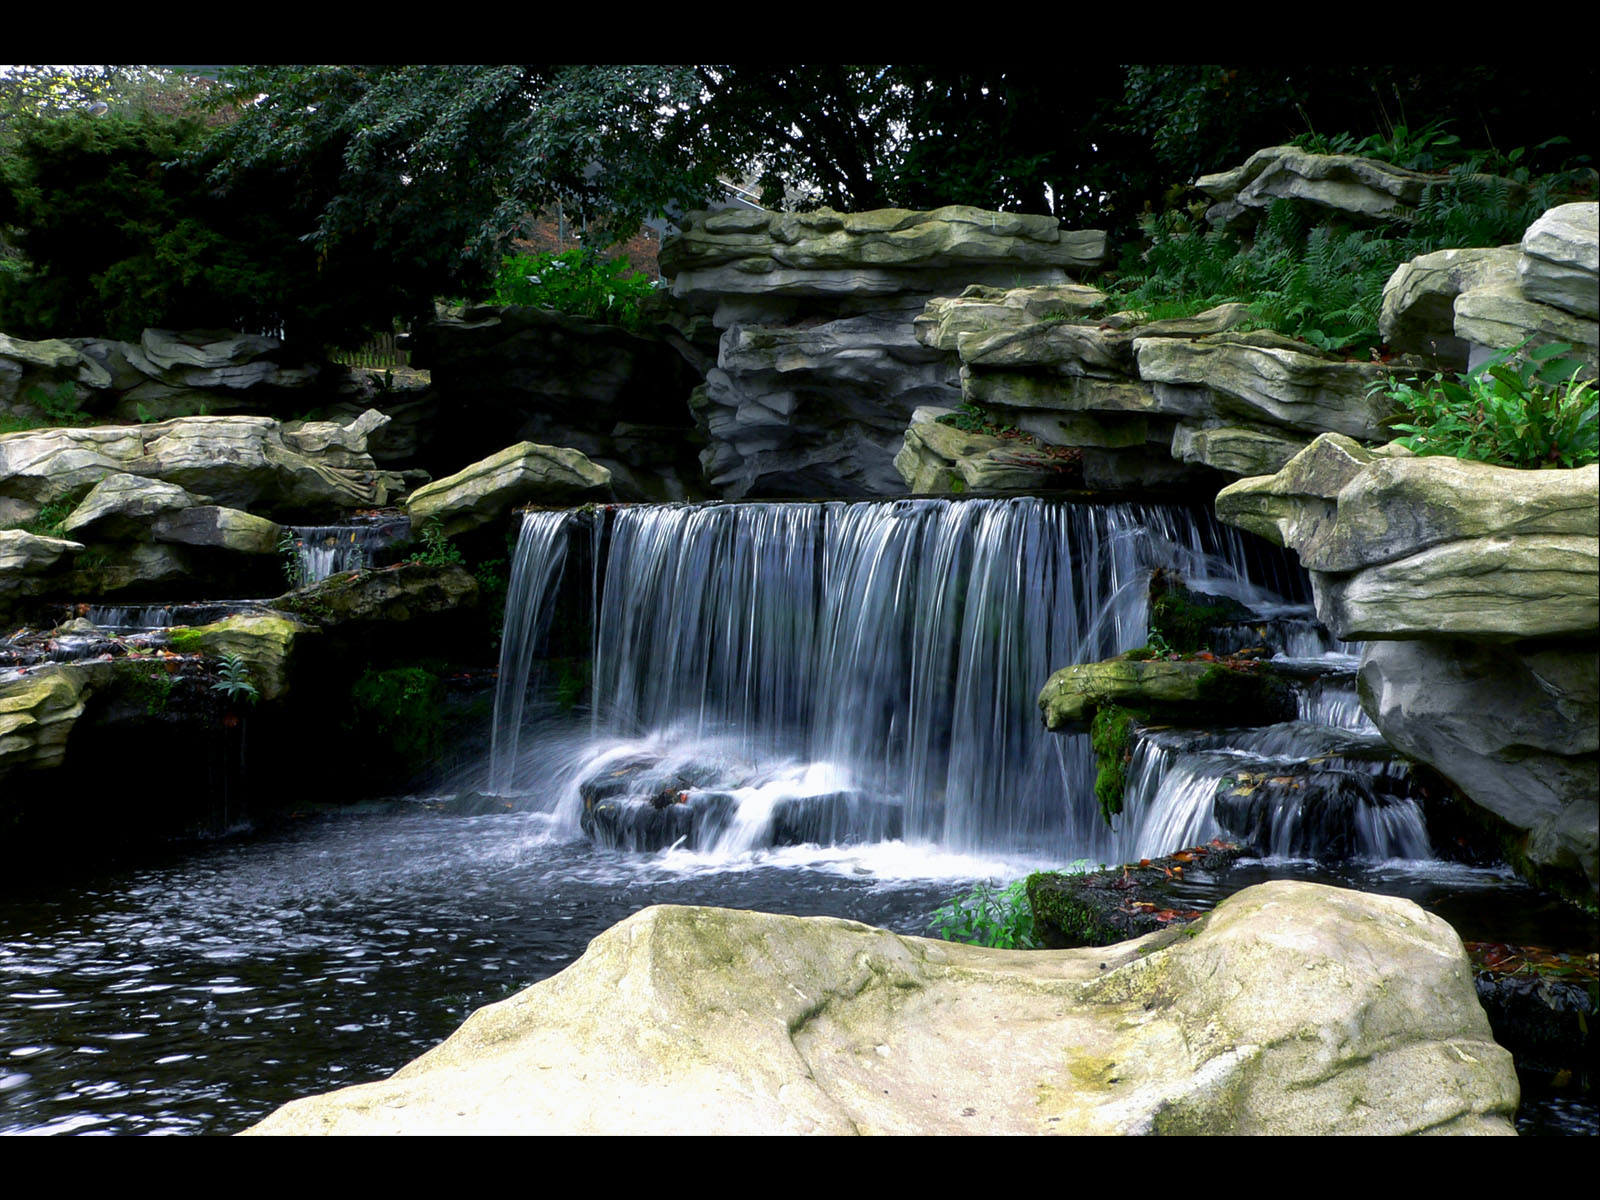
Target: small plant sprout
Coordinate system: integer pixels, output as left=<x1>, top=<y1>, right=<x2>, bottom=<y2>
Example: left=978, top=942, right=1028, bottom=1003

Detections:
left=211, top=653, right=259, bottom=705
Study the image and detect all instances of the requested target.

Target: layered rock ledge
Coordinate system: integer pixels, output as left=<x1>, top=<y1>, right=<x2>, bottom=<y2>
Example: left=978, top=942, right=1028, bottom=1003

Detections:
left=244, top=882, right=1517, bottom=1136
left=1216, top=434, right=1599, bottom=895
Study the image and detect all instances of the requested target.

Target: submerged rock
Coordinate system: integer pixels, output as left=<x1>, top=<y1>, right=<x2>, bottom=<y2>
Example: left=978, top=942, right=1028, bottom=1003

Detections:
left=244, top=881, right=1518, bottom=1136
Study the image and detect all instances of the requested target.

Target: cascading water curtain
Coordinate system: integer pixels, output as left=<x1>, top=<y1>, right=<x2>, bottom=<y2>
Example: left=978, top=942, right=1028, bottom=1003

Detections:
left=494, top=496, right=1302, bottom=855
left=488, top=511, right=574, bottom=792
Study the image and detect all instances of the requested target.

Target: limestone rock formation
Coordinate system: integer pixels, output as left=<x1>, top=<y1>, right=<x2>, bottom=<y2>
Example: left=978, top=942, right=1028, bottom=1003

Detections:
left=1358, top=638, right=1598, bottom=893
left=272, top=563, right=479, bottom=627
left=662, top=206, right=1111, bottom=498
left=1195, top=145, right=1516, bottom=231
left=1215, top=434, right=1599, bottom=894
left=243, top=883, right=1517, bottom=1136
left=0, top=410, right=395, bottom=516
left=403, top=441, right=610, bottom=536
left=163, top=613, right=312, bottom=703
left=3, top=326, right=327, bottom=428
left=1216, top=436, right=1598, bottom=639
left=1378, top=246, right=1521, bottom=367
left=1518, top=202, right=1599, bottom=319
left=0, top=664, right=97, bottom=776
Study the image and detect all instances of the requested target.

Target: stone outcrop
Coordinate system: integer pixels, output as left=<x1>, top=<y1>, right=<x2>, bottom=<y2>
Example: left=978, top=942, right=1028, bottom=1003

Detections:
left=244, top=882, right=1517, bottom=1136
left=1358, top=638, right=1598, bottom=891
left=272, top=563, right=479, bottom=628
left=0, top=410, right=397, bottom=516
left=403, top=441, right=610, bottom=536
left=164, top=612, right=313, bottom=703
left=1196, top=145, right=1446, bottom=230
left=1, top=327, right=326, bottom=425
left=897, top=284, right=1417, bottom=493
left=1379, top=246, right=1520, bottom=367
left=1518, top=202, right=1599, bottom=319
left=1376, top=203, right=1599, bottom=374
left=0, top=663, right=99, bottom=776
left=662, top=206, right=1111, bottom=498
left=1215, top=434, right=1599, bottom=894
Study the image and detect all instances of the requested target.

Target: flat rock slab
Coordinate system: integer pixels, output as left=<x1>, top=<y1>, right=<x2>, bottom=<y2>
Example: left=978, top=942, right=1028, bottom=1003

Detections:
left=244, top=881, right=1517, bottom=1135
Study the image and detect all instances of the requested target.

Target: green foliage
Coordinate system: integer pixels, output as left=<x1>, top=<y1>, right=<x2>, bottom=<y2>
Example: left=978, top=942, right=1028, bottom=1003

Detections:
left=1090, top=706, right=1137, bottom=828
left=202, top=65, right=716, bottom=337
left=16, top=497, right=74, bottom=537
left=1291, top=117, right=1464, bottom=170
left=1111, top=157, right=1583, bottom=356
left=929, top=878, right=1041, bottom=949
left=411, top=520, right=465, bottom=567
left=0, top=106, right=329, bottom=342
left=489, top=248, right=656, bottom=327
left=1375, top=342, right=1598, bottom=469
left=210, top=653, right=259, bottom=705
left=345, top=665, right=442, bottom=776
left=277, top=531, right=312, bottom=591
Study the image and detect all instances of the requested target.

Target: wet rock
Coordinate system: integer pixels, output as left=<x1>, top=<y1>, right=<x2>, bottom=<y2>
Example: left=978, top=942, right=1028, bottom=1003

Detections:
left=245, top=881, right=1517, bottom=1136
left=272, top=563, right=479, bottom=627
left=1039, top=653, right=1294, bottom=733
left=1026, top=841, right=1242, bottom=948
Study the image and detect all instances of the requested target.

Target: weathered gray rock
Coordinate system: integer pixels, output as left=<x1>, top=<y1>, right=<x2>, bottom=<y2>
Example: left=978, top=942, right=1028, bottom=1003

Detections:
left=137, top=329, right=319, bottom=390
left=0, top=529, right=84, bottom=575
left=1518, top=202, right=1599, bottom=319
left=914, top=284, right=1108, bottom=350
left=404, top=441, right=610, bottom=536
left=0, top=410, right=393, bottom=514
left=1453, top=283, right=1599, bottom=369
left=1359, top=638, right=1598, bottom=893
left=1134, top=333, right=1401, bottom=440
left=273, top=563, right=479, bottom=627
left=60, top=473, right=199, bottom=540
left=151, top=506, right=282, bottom=555
left=1218, top=438, right=1599, bottom=640
left=243, top=883, right=1517, bottom=1136
left=1317, top=534, right=1597, bottom=640
left=1379, top=246, right=1521, bottom=366
left=1196, top=145, right=1489, bottom=229
left=1170, top=423, right=1308, bottom=478
left=664, top=206, right=1109, bottom=299
left=893, top=407, right=1006, bottom=493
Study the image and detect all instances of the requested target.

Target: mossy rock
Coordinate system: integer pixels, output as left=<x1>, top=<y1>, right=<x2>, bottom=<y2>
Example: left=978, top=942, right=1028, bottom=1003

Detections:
left=1148, top=570, right=1255, bottom=654
left=160, top=613, right=312, bottom=702
left=1038, top=653, right=1294, bottom=733
left=1026, top=842, right=1243, bottom=950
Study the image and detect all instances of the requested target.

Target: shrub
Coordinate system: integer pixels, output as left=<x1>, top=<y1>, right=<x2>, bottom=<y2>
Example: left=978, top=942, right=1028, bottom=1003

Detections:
left=929, top=878, right=1040, bottom=949
left=1374, top=341, right=1598, bottom=469
left=488, top=247, right=655, bottom=328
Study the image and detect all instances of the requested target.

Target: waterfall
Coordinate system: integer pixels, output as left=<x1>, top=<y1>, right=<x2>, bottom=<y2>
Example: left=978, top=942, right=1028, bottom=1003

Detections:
left=492, top=496, right=1299, bottom=855
left=286, top=513, right=411, bottom=585
left=488, top=510, right=577, bottom=792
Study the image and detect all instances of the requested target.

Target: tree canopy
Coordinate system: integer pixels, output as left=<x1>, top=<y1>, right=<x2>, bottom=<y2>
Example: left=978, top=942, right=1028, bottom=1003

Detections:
left=1, top=63, right=1592, bottom=347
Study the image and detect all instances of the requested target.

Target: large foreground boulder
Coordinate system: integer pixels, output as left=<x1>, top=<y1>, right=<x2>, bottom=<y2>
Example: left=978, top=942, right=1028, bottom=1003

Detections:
left=245, top=882, right=1516, bottom=1136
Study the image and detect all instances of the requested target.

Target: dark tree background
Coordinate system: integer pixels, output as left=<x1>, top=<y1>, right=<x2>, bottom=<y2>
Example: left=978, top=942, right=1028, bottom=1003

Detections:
left=0, top=63, right=1592, bottom=347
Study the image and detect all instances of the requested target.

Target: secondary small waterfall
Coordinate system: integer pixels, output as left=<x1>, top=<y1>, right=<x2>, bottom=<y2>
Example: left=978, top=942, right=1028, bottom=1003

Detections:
left=286, top=513, right=411, bottom=585
left=489, top=497, right=1307, bottom=857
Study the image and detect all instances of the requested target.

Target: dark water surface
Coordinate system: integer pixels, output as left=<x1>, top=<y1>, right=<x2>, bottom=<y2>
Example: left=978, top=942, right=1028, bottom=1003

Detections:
left=1, top=804, right=1593, bottom=1136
